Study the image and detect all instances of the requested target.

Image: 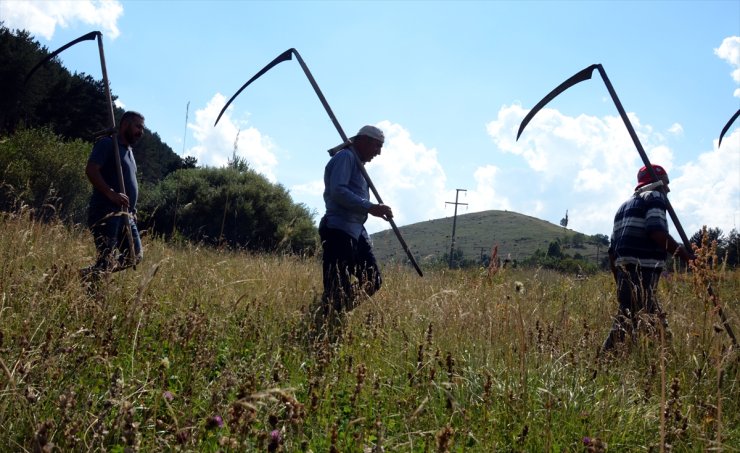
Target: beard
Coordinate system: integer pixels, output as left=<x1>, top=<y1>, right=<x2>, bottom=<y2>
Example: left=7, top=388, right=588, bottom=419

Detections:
left=123, top=127, right=142, bottom=145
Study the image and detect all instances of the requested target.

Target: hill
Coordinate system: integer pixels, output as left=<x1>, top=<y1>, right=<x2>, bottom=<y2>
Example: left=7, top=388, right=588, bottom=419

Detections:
left=370, top=210, right=609, bottom=267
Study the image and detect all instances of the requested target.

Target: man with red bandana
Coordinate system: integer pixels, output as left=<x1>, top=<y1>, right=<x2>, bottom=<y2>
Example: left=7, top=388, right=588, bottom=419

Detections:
left=600, top=164, right=693, bottom=354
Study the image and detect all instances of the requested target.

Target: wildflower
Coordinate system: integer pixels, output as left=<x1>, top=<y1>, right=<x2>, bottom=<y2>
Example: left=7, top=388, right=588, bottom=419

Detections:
left=206, top=415, right=224, bottom=429
left=162, top=391, right=174, bottom=402
left=270, top=429, right=281, bottom=442
left=268, top=429, right=282, bottom=452
left=515, top=281, right=525, bottom=294
left=583, top=436, right=606, bottom=452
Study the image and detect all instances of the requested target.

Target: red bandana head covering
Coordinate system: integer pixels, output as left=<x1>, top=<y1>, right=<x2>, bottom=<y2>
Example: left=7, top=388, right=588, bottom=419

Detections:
left=636, top=164, right=669, bottom=190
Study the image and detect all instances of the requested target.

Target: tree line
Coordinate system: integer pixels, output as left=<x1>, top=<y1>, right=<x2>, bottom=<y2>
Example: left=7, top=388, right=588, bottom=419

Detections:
left=0, top=25, right=318, bottom=254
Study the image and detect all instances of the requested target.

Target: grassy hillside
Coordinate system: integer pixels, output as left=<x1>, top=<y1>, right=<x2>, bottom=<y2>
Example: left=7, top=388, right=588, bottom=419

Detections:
left=371, top=210, right=608, bottom=266
left=1, top=210, right=738, bottom=451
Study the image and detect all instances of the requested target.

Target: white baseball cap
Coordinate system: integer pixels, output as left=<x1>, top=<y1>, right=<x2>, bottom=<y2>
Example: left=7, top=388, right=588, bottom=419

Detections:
left=354, top=125, right=384, bottom=143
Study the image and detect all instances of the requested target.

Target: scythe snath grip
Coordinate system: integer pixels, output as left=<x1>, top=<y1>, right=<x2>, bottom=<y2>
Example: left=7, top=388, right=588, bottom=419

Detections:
left=215, top=48, right=423, bottom=276
left=517, top=64, right=737, bottom=347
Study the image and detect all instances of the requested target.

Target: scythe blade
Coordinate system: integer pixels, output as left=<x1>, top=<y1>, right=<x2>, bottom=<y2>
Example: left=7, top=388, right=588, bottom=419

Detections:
left=214, top=48, right=294, bottom=126
left=718, top=108, right=740, bottom=148
left=516, top=64, right=598, bottom=140
left=25, top=31, right=100, bottom=83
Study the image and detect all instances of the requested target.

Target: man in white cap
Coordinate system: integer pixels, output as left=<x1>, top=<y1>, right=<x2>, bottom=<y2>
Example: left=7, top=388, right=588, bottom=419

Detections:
left=318, top=125, right=393, bottom=326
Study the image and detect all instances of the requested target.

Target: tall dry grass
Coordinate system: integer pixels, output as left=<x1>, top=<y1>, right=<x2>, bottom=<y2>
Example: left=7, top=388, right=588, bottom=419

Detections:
left=0, top=209, right=737, bottom=451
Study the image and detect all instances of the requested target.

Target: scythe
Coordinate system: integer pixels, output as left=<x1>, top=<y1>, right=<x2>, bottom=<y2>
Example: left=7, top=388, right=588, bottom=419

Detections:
left=215, top=48, right=423, bottom=276
left=517, top=64, right=737, bottom=347
left=718, top=109, right=739, bottom=148
left=26, top=31, right=137, bottom=269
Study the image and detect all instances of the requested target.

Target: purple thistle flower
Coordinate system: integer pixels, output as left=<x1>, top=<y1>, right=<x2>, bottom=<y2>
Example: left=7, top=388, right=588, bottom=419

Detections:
left=270, top=429, right=281, bottom=443
left=206, top=415, right=224, bottom=430
left=583, top=436, right=592, bottom=445
left=268, top=429, right=282, bottom=452
left=162, top=391, right=174, bottom=401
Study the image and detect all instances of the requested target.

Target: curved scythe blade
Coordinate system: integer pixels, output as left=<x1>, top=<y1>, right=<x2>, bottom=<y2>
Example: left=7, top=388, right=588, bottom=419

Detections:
left=25, top=31, right=100, bottom=83
left=214, top=48, right=295, bottom=126
left=718, top=109, right=740, bottom=148
left=516, top=64, right=599, bottom=140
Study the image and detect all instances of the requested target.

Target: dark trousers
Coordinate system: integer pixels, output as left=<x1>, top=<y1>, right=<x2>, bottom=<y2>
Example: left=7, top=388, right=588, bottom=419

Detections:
left=319, top=221, right=381, bottom=313
left=87, top=208, right=142, bottom=273
left=602, top=264, right=667, bottom=352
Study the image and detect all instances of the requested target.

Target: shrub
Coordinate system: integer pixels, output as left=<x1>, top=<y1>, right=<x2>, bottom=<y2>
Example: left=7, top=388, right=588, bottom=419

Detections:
left=0, top=127, right=89, bottom=223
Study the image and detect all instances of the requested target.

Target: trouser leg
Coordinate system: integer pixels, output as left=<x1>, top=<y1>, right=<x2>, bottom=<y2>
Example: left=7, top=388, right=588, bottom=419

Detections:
left=354, top=233, right=382, bottom=300
left=320, top=224, right=356, bottom=313
left=602, top=266, right=641, bottom=352
left=88, top=210, right=142, bottom=274
left=602, top=265, right=664, bottom=353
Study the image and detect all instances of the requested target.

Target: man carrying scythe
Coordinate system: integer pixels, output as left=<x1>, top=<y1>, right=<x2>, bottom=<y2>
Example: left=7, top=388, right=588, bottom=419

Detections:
left=24, top=30, right=144, bottom=288
left=79, top=111, right=145, bottom=284
left=600, top=164, right=693, bottom=354
left=213, top=48, right=423, bottom=342
left=516, top=63, right=740, bottom=350
left=320, top=125, right=393, bottom=320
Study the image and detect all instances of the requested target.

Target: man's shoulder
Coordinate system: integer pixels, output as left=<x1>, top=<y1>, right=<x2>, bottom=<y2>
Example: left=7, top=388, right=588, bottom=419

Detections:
left=334, top=148, right=356, bottom=160
left=93, top=136, right=113, bottom=147
left=327, top=148, right=357, bottom=168
left=89, top=136, right=113, bottom=161
left=638, top=189, right=667, bottom=206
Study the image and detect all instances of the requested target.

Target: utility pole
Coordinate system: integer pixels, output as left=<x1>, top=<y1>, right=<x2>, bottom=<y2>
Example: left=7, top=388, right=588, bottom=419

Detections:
left=446, top=189, right=468, bottom=269
left=182, top=101, right=189, bottom=155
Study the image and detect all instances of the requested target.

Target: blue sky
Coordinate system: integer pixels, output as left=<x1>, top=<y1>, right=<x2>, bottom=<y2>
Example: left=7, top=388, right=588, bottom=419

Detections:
left=2, top=0, right=739, bottom=240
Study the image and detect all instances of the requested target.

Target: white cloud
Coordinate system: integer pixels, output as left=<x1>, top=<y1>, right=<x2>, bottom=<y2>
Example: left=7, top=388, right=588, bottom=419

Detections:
left=483, top=104, right=739, bottom=238
left=363, top=121, right=448, bottom=233
left=186, top=94, right=279, bottom=181
left=672, top=128, right=740, bottom=235
left=487, top=104, right=650, bottom=231
left=668, top=123, right=683, bottom=135
left=0, top=0, right=123, bottom=40
left=466, top=165, right=512, bottom=212
left=715, top=36, right=740, bottom=96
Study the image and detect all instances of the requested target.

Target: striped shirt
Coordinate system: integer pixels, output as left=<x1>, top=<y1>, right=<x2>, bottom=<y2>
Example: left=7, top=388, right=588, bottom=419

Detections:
left=608, top=188, right=669, bottom=269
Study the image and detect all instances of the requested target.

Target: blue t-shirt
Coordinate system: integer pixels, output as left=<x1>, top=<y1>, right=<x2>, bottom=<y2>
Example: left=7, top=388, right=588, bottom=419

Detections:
left=323, top=147, right=374, bottom=239
left=88, top=136, right=138, bottom=213
left=608, top=188, right=669, bottom=269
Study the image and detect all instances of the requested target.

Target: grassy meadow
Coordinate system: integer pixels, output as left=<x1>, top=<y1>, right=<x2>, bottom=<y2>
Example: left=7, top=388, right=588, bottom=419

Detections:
left=0, top=210, right=738, bottom=452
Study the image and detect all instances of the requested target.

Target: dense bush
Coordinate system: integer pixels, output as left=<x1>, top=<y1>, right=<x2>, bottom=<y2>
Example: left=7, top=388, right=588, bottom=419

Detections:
left=139, top=166, right=318, bottom=254
left=0, top=127, right=90, bottom=222
left=522, top=241, right=599, bottom=274
left=0, top=127, right=318, bottom=255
